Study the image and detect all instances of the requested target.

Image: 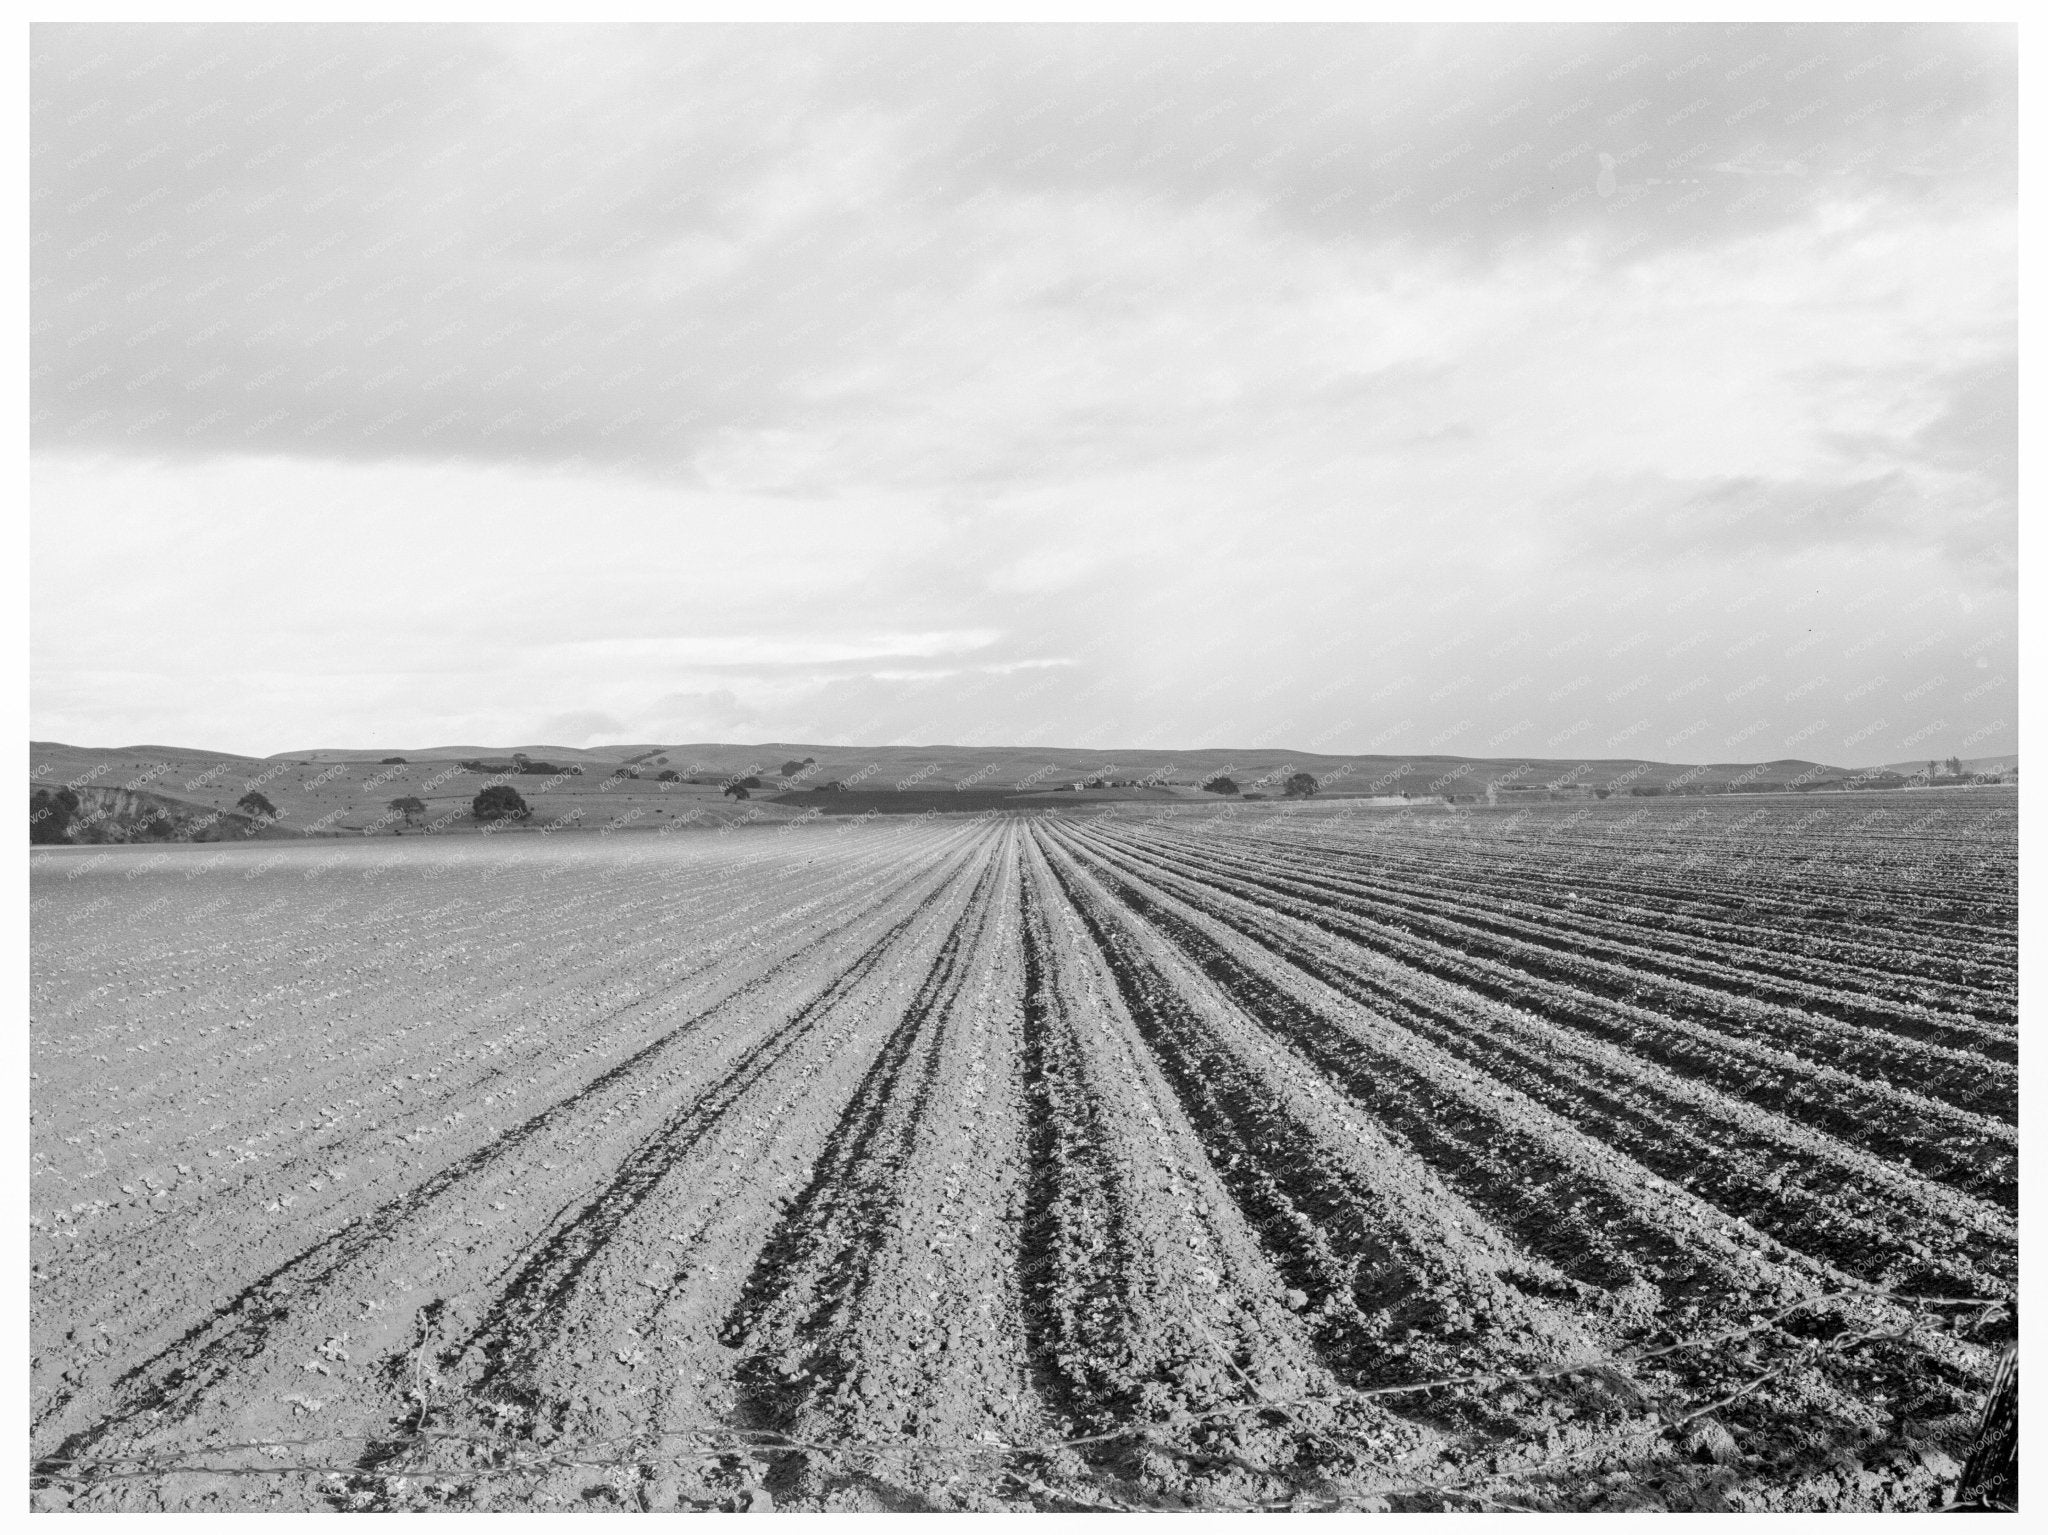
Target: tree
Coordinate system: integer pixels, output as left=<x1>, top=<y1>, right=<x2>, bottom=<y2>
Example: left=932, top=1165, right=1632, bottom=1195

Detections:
left=1926, top=760, right=1938, bottom=782
left=780, top=760, right=807, bottom=777
left=723, top=783, right=750, bottom=800
left=380, top=756, right=407, bottom=765
left=1201, top=776, right=1239, bottom=795
left=388, top=795, right=427, bottom=827
left=656, top=769, right=679, bottom=783
left=1283, top=772, right=1318, bottom=799
left=30, top=787, right=79, bottom=845
left=737, top=775, right=763, bottom=789
left=237, top=791, right=277, bottom=821
left=472, top=785, right=530, bottom=822
left=1945, top=756, right=1963, bottom=777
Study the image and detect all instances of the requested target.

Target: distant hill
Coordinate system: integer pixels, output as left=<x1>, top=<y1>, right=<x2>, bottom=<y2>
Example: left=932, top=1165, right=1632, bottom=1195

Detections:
left=275, top=743, right=665, bottom=765
left=33, top=737, right=2018, bottom=843
left=1868, top=754, right=2017, bottom=777
left=39, top=738, right=1878, bottom=796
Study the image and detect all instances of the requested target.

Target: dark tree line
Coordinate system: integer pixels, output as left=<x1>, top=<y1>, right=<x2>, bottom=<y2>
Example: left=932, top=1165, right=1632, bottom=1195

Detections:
left=30, top=787, right=80, bottom=844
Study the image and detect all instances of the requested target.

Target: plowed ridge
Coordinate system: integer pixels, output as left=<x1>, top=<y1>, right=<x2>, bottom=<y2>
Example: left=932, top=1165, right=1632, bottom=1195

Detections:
left=29, top=794, right=2015, bottom=1512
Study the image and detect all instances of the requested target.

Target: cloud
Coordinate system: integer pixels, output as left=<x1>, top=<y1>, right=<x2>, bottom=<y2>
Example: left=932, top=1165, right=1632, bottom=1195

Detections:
left=30, top=24, right=2014, bottom=473
left=533, top=709, right=628, bottom=746
left=28, top=24, right=2018, bottom=764
left=643, top=689, right=762, bottom=739
left=531, top=632, right=1003, bottom=668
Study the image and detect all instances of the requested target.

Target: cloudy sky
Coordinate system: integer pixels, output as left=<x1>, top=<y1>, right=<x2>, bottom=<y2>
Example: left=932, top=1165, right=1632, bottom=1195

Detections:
left=32, top=23, right=2015, bottom=764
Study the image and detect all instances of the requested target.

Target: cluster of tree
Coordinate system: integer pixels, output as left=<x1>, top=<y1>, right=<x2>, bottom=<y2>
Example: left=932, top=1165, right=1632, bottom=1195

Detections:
left=30, top=786, right=80, bottom=844
left=722, top=775, right=764, bottom=800
left=473, top=785, right=531, bottom=822
left=1915, top=757, right=2005, bottom=784
left=1195, top=772, right=1315, bottom=798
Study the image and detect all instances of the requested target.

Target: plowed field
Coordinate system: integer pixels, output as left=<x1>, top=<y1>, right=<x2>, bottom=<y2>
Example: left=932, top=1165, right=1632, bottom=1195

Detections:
left=29, top=793, right=2017, bottom=1511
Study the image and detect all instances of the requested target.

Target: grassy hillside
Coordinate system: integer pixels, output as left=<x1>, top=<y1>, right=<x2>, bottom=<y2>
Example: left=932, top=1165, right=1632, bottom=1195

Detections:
left=1870, top=755, right=2017, bottom=778
left=30, top=742, right=802, bottom=840
left=37, top=738, right=2001, bottom=842
left=253, top=742, right=1866, bottom=795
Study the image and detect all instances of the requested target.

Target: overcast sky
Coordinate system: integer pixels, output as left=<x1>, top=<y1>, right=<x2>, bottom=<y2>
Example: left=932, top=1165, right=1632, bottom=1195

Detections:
left=32, top=23, right=2015, bottom=764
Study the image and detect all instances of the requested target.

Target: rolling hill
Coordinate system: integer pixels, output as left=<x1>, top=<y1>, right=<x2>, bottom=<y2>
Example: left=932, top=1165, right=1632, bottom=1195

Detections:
left=36, top=736, right=2015, bottom=845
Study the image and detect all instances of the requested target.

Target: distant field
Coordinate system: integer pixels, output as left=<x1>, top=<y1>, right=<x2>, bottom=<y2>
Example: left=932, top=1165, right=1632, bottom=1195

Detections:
left=30, top=792, right=2014, bottom=1512
left=772, top=786, right=1199, bottom=815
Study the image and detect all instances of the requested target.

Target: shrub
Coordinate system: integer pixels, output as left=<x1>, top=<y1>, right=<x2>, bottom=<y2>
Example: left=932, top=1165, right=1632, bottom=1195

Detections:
left=472, top=785, right=530, bottom=822
left=30, top=787, right=79, bottom=844
left=1201, top=776, right=1239, bottom=795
